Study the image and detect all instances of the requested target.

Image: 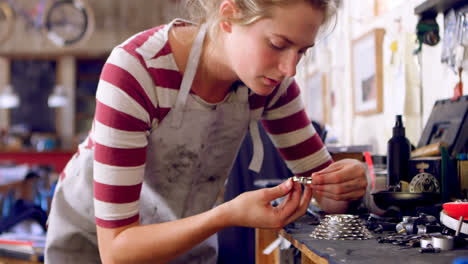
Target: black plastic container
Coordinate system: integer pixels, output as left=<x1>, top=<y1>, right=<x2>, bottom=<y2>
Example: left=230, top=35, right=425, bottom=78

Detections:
left=387, top=115, right=411, bottom=187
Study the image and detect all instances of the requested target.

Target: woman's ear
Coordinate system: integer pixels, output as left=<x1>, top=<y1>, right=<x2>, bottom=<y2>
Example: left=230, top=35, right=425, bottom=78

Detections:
left=220, top=20, right=232, bottom=33
left=219, top=0, right=237, bottom=33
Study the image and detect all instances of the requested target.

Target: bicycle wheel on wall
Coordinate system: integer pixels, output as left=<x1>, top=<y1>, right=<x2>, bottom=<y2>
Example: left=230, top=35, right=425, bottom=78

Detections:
left=0, top=2, right=14, bottom=46
left=43, top=0, right=94, bottom=47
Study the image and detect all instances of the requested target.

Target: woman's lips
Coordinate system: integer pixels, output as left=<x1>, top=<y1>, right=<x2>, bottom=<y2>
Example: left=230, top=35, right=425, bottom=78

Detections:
left=264, top=77, right=280, bottom=86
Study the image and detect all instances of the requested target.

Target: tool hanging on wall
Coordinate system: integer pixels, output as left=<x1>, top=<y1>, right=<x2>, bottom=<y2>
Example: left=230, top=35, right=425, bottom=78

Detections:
left=452, top=67, right=463, bottom=101
left=414, top=14, right=440, bottom=54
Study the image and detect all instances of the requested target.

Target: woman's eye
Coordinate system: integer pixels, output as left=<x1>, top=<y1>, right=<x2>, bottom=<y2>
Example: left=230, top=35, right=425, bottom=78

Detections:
left=269, top=41, right=284, bottom=50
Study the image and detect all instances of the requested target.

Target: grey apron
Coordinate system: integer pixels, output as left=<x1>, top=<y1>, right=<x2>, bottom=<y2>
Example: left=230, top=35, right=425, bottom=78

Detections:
left=45, top=23, right=252, bottom=264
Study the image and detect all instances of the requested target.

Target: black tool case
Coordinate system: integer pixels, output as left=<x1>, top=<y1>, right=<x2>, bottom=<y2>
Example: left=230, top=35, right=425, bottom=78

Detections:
left=418, top=95, right=468, bottom=158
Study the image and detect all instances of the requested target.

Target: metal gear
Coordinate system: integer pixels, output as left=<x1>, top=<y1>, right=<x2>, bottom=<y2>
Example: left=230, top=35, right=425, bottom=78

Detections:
left=409, top=172, right=440, bottom=193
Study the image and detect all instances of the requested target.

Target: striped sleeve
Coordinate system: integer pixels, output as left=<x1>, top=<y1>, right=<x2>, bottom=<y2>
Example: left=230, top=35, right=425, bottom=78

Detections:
left=92, top=46, right=156, bottom=228
left=261, top=80, right=332, bottom=176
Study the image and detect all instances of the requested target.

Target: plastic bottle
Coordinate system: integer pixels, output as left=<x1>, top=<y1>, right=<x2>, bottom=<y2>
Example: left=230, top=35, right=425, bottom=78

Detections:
left=387, top=115, right=411, bottom=188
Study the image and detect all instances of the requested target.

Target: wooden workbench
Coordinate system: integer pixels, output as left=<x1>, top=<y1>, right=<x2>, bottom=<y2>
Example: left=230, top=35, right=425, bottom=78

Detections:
left=256, top=215, right=468, bottom=264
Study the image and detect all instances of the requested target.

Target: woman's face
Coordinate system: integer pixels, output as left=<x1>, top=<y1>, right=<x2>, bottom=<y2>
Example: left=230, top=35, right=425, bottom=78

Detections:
left=225, top=2, right=324, bottom=96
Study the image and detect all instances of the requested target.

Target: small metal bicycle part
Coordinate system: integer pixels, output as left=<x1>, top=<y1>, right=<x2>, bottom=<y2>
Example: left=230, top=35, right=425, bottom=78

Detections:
left=292, top=176, right=312, bottom=184
left=409, top=172, right=440, bottom=193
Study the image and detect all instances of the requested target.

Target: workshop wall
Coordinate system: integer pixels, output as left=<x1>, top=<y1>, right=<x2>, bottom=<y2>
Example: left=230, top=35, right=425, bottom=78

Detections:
left=0, top=0, right=465, bottom=155
left=0, top=0, right=184, bottom=148
left=0, top=0, right=181, bottom=56
left=297, top=0, right=468, bottom=155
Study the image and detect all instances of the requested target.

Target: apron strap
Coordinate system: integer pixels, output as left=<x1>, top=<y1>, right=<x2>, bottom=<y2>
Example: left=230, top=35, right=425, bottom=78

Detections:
left=236, top=85, right=249, bottom=102
left=248, top=120, right=264, bottom=173
left=239, top=85, right=264, bottom=173
left=172, top=23, right=208, bottom=128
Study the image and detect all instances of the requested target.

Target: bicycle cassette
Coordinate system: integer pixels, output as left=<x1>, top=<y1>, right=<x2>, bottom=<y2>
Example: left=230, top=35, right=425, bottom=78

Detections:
left=409, top=172, right=440, bottom=193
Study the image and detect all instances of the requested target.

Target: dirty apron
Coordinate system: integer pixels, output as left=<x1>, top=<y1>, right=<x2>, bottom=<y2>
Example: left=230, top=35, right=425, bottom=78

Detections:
left=45, top=23, right=252, bottom=264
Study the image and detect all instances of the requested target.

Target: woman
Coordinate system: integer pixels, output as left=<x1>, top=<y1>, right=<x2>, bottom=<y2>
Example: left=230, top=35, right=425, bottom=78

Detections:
left=45, top=0, right=367, bottom=263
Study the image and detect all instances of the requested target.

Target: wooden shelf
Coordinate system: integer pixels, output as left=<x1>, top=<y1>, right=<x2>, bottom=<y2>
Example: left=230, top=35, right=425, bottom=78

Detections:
left=415, top=0, right=467, bottom=16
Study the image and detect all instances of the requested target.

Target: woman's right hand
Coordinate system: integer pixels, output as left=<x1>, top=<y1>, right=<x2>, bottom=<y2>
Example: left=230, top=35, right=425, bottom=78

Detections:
left=96, top=179, right=311, bottom=263
left=224, top=178, right=312, bottom=229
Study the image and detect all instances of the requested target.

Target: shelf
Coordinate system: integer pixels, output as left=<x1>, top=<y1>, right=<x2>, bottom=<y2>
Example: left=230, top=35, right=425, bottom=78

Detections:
left=415, top=0, right=467, bottom=16
left=0, top=151, right=74, bottom=172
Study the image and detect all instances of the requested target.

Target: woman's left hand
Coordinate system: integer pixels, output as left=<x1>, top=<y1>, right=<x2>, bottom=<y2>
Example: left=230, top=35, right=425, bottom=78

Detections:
left=309, top=159, right=367, bottom=201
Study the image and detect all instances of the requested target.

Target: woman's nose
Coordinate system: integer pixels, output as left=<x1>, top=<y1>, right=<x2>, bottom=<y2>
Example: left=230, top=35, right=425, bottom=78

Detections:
left=278, top=51, right=298, bottom=77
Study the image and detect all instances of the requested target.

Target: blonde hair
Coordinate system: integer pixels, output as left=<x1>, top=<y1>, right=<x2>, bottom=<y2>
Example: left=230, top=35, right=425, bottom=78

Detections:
left=184, top=0, right=338, bottom=39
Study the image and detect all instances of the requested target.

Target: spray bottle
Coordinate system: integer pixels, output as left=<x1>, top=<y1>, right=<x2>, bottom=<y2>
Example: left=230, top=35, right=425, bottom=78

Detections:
left=387, top=115, right=411, bottom=189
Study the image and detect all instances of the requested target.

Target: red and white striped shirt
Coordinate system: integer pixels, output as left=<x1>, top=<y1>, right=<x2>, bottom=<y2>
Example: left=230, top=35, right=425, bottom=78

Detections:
left=71, top=20, right=332, bottom=228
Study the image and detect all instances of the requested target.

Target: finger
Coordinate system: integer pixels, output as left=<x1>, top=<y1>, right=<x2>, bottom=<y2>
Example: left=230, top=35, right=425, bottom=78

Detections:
left=312, top=160, right=365, bottom=185
left=279, top=182, right=301, bottom=208
left=275, top=182, right=302, bottom=217
left=314, top=187, right=366, bottom=201
left=314, top=162, right=343, bottom=175
left=277, top=191, right=293, bottom=209
left=300, top=185, right=313, bottom=206
left=284, top=186, right=313, bottom=225
left=262, top=178, right=293, bottom=202
left=277, top=181, right=301, bottom=209
left=311, top=177, right=366, bottom=194
left=311, top=171, right=354, bottom=185
left=314, top=190, right=363, bottom=201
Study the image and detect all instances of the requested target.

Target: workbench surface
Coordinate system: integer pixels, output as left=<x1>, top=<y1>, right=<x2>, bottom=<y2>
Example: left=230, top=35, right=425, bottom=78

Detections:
left=278, top=215, right=468, bottom=264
